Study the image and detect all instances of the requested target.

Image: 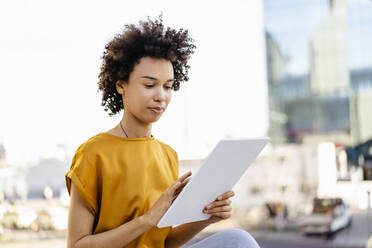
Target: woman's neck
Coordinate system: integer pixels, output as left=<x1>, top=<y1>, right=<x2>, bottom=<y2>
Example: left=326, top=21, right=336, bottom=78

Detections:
left=119, top=113, right=152, bottom=138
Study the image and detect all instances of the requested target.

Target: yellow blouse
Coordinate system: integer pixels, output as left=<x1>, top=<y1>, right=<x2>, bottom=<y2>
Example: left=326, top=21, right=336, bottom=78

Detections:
left=65, top=132, right=179, bottom=248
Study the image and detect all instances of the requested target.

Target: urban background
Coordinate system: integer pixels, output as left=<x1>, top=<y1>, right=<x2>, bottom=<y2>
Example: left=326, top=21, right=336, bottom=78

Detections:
left=0, top=0, right=372, bottom=247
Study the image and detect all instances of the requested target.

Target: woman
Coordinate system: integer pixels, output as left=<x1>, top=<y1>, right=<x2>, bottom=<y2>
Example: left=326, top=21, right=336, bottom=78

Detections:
left=65, top=15, right=261, bottom=248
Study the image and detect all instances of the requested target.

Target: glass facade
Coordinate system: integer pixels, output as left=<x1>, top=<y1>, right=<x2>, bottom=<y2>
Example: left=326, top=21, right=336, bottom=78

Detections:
left=264, top=0, right=372, bottom=145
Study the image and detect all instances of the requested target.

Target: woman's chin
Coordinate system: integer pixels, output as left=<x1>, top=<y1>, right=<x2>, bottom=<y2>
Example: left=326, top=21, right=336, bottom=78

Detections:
left=144, top=115, right=162, bottom=123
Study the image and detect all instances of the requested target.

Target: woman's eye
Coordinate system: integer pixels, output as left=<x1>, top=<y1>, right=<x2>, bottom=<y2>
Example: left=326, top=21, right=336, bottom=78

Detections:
left=144, top=84, right=172, bottom=89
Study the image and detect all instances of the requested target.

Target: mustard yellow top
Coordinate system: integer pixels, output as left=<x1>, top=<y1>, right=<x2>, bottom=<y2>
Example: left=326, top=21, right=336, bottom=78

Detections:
left=65, top=132, right=179, bottom=248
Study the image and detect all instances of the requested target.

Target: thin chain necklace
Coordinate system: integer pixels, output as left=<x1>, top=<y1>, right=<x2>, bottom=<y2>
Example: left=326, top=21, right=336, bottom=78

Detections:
left=119, top=121, right=128, bottom=138
left=119, top=121, right=153, bottom=138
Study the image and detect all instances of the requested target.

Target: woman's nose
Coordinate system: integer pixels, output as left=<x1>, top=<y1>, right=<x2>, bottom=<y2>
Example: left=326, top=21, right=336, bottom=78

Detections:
left=154, top=88, right=168, bottom=102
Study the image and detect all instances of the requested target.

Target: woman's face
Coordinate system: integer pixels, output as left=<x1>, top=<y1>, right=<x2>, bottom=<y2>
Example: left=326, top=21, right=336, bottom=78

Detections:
left=116, top=56, right=174, bottom=124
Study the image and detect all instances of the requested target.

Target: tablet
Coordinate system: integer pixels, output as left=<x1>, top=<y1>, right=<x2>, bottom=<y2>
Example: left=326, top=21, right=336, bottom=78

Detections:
left=157, top=137, right=270, bottom=228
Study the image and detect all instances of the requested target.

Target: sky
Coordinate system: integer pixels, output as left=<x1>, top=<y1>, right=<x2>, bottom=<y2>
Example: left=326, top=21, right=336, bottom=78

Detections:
left=0, top=0, right=269, bottom=165
left=263, top=0, right=372, bottom=76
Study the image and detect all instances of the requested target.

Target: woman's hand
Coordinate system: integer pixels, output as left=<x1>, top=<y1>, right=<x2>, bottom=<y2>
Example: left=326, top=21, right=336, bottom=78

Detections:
left=202, top=190, right=235, bottom=225
left=144, top=171, right=192, bottom=227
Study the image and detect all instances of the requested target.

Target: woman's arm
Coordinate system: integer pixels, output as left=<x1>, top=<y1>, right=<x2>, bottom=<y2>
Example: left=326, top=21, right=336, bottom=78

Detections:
left=164, top=220, right=210, bottom=248
left=164, top=190, right=235, bottom=248
left=67, top=182, right=153, bottom=248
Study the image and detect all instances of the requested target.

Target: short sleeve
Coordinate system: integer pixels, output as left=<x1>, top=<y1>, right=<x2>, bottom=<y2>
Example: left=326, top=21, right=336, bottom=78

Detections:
left=174, top=150, right=179, bottom=179
left=65, top=144, right=98, bottom=216
left=169, top=148, right=179, bottom=181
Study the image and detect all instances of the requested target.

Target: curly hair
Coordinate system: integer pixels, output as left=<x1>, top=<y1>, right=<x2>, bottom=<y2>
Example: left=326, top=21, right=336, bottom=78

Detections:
left=97, top=14, right=196, bottom=116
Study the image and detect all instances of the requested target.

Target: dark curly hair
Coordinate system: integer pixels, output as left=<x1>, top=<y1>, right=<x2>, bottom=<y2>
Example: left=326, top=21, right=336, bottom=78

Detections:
left=97, top=14, right=196, bottom=116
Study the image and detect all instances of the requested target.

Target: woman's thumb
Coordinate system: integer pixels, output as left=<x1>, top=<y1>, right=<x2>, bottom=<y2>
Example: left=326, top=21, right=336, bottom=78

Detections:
left=171, top=181, right=181, bottom=195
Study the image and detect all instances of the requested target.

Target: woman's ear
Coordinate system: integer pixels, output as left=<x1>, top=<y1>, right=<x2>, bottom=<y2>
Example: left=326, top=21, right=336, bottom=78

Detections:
left=116, top=80, right=125, bottom=95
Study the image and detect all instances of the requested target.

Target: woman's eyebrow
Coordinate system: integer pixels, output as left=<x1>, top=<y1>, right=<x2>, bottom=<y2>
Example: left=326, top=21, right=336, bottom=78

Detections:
left=140, top=76, right=174, bottom=82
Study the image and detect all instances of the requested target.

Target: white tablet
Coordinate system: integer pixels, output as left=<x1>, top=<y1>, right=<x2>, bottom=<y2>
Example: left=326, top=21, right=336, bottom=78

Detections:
left=157, top=137, right=270, bottom=228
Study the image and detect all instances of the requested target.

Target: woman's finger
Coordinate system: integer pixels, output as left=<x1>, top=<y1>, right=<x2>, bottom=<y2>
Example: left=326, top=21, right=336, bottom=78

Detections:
left=170, top=172, right=192, bottom=196
left=209, top=212, right=231, bottom=219
left=170, top=171, right=191, bottom=188
left=170, top=181, right=181, bottom=195
left=174, top=177, right=191, bottom=195
left=216, top=190, right=235, bottom=201
left=203, top=205, right=232, bottom=214
left=178, top=171, right=192, bottom=183
left=211, top=212, right=231, bottom=219
left=205, top=199, right=231, bottom=210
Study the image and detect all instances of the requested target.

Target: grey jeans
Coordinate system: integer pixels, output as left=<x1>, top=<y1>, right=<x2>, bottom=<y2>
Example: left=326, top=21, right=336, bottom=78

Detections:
left=181, top=228, right=261, bottom=248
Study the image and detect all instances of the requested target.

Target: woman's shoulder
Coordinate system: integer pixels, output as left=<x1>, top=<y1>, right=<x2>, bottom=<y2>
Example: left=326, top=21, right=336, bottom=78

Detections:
left=73, top=133, right=108, bottom=157
left=155, top=140, right=178, bottom=158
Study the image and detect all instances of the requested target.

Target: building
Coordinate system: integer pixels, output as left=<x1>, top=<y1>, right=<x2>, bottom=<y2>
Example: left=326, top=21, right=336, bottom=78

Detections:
left=310, top=0, right=350, bottom=94
left=264, top=0, right=372, bottom=146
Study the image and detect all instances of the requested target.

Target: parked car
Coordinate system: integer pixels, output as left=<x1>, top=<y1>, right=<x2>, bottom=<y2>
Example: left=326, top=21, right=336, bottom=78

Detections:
left=367, top=235, right=372, bottom=248
left=299, top=197, right=352, bottom=238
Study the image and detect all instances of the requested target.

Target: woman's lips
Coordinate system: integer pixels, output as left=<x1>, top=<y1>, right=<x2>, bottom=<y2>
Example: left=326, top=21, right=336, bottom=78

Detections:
left=149, top=108, right=164, bottom=114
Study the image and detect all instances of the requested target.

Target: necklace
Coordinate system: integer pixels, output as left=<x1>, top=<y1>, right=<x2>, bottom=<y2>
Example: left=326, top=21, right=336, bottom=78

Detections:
left=119, top=121, right=129, bottom=138
left=119, top=121, right=153, bottom=138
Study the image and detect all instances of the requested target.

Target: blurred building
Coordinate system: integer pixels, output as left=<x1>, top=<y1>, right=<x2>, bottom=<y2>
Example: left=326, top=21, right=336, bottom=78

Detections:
left=26, top=157, right=70, bottom=199
left=265, top=0, right=372, bottom=146
left=0, top=143, right=27, bottom=202
left=263, top=0, right=372, bottom=210
left=350, top=89, right=372, bottom=144
left=266, top=32, right=288, bottom=143
left=0, top=166, right=27, bottom=202
left=310, top=0, right=350, bottom=94
left=0, top=154, right=70, bottom=201
left=0, top=143, right=5, bottom=161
